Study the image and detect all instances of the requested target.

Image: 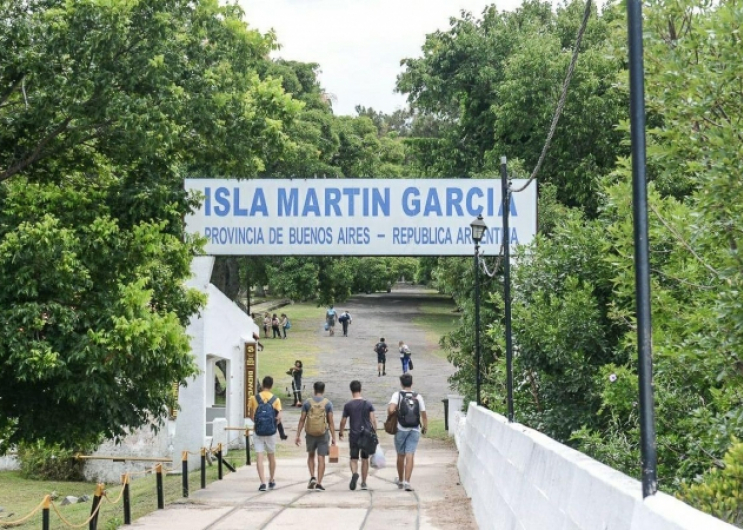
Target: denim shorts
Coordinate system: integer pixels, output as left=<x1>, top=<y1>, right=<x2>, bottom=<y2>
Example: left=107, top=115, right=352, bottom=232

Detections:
left=394, top=429, right=420, bottom=455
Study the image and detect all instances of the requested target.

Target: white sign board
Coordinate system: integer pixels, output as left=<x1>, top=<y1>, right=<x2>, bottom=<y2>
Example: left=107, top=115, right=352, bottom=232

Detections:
left=184, top=179, right=537, bottom=256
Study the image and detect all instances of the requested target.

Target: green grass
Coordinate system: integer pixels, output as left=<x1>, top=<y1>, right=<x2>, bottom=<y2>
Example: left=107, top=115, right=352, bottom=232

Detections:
left=255, top=302, right=324, bottom=403
left=412, top=295, right=460, bottom=360
left=0, top=457, right=244, bottom=530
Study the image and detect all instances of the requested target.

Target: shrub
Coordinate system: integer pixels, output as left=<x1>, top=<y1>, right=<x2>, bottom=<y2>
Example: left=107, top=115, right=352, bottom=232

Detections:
left=17, top=440, right=86, bottom=481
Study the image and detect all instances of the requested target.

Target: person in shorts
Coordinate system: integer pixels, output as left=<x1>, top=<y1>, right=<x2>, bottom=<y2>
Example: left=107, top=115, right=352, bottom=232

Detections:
left=374, top=338, right=388, bottom=377
left=326, top=305, right=337, bottom=336
left=339, top=380, right=377, bottom=491
left=248, top=376, right=282, bottom=491
left=387, top=373, right=427, bottom=491
left=295, top=381, right=336, bottom=491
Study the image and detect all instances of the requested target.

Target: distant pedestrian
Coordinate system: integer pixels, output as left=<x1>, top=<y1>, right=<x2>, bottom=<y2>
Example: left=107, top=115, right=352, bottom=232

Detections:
left=280, top=313, right=290, bottom=339
left=325, top=305, right=337, bottom=336
left=272, top=313, right=281, bottom=338
left=288, top=360, right=303, bottom=407
left=248, top=376, right=283, bottom=491
left=338, top=310, right=352, bottom=337
left=339, top=380, right=377, bottom=491
left=374, top=338, right=388, bottom=377
left=398, top=340, right=412, bottom=373
left=387, top=374, right=427, bottom=492
left=263, top=313, right=270, bottom=338
left=295, top=381, right=336, bottom=492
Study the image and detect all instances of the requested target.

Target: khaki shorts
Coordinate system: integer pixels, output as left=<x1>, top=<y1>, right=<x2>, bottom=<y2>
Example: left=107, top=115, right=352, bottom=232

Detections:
left=254, top=434, right=277, bottom=454
left=306, top=432, right=330, bottom=456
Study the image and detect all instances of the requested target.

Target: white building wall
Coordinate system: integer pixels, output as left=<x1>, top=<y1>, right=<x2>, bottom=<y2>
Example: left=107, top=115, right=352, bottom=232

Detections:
left=457, top=403, right=735, bottom=530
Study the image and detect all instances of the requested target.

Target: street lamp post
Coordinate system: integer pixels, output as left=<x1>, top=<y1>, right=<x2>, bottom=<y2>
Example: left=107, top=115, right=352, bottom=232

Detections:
left=470, top=215, right=487, bottom=407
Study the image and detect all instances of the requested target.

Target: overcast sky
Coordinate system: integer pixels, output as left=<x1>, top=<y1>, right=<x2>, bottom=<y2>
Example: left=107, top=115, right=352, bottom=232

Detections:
left=240, top=0, right=524, bottom=116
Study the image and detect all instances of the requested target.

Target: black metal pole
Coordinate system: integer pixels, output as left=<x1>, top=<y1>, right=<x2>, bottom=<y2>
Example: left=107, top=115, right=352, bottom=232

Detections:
left=182, top=452, right=189, bottom=498
left=123, top=476, right=131, bottom=525
left=501, top=156, right=515, bottom=423
left=42, top=496, right=50, bottom=530
left=627, top=0, right=658, bottom=498
left=89, top=484, right=102, bottom=530
left=200, top=449, right=207, bottom=489
left=217, top=444, right=223, bottom=480
left=474, top=242, right=481, bottom=407
left=155, top=464, right=164, bottom=510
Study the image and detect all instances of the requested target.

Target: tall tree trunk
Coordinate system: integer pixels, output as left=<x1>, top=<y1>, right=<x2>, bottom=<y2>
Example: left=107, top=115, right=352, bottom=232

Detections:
left=211, top=257, right=241, bottom=300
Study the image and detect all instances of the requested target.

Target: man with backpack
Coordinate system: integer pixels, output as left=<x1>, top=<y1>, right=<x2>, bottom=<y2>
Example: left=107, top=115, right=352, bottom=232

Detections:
left=325, top=305, right=337, bottom=336
left=338, top=310, right=352, bottom=337
left=295, top=381, right=336, bottom=491
left=387, top=374, right=427, bottom=492
left=248, top=376, right=283, bottom=492
left=374, top=338, right=388, bottom=377
left=339, top=380, right=378, bottom=491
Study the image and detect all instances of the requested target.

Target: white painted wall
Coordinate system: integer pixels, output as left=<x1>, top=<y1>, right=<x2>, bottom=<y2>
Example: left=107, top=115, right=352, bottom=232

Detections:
left=456, top=403, right=735, bottom=530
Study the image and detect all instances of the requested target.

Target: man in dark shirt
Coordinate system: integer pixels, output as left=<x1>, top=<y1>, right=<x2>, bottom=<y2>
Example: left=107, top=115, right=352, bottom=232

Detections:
left=339, top=380, right=377, bottom=491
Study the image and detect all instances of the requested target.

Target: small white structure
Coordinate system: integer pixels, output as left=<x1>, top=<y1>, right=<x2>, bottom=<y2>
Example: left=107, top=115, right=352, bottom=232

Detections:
left=86, top=257, right=258, bottom=482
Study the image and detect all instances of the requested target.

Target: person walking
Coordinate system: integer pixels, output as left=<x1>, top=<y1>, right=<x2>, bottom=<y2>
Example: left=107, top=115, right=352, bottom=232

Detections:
left=289, top=360, right=303, bottom=407
left=280, top=313, right=290, bottom=339
left=398, top=340, right=412, bottom=373
left=374, top=338, right=388, bottom=377
left=271, top=313, right=281, bottom=338
left=295, top=381, right=336, bottom=492
left=263, top=313, right=270, bottom=339
left=325, top=305, right=337, bottom=336
left=387, top=373, right=427, bottom=492
left=338, top=310, right=352, bottom=337
left=248, top=376, right=283, bottom=491
left=339, top=380, right=377, bottom=491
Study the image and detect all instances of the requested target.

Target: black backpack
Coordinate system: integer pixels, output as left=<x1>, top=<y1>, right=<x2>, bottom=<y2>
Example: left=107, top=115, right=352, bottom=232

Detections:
left=375, top=342, right=387, bottom=355
left=398, top=391, right=420, bottom=428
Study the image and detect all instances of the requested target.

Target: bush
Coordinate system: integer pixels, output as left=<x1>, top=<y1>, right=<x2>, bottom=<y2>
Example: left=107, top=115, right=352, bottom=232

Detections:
left=678, top=440, right=743, bottom=526
left=17, top=441, right=87, bottom=481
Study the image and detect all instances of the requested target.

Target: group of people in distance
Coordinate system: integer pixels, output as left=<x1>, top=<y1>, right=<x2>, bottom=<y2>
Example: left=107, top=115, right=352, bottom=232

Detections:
left=261, top=312, right=290, bottom=339
left=247, top=374, right=428, bottom=493
left=373, top=338, right=413, bottom=376
left=324, top=305, right=352, bottom=337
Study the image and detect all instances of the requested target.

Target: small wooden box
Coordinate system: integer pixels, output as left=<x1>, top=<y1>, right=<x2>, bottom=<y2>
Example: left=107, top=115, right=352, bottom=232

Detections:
left=329, top=445, right=339, bottom=463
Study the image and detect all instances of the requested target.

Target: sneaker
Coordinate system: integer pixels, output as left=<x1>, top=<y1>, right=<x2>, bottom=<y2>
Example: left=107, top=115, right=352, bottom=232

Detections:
left=360, top=482, right=368, bottom=490
left=349, top=472, right=359, bottom=491
left=314, top=484, right=325, bottom=492
left=404, top=482, right=414, bottom=492
left=258, top=484, right=267, bottom=492
left=394, top=477, right=403, bottom=490
left=378, top=373, right=381, bottom=377
left=269, top=481, right=276, bottom=490
left=308, top=477, right=317, bottom=490
left=383, top=372, right=386, bottom=376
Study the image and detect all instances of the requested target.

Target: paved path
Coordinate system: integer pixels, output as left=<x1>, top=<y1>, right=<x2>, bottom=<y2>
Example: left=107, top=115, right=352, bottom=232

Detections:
left=131, top=287, right=476, bottom=530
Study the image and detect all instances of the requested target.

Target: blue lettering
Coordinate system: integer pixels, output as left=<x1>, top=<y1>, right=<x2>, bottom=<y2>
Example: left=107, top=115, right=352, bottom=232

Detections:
left=214, top=187, right=230, bottom=217
left=205, top=187, right=212, bottom=216
left=402, top=188, right=420, bottom=216
left=487, top=187, right=495, bottom=216
left=424, top=189, right=443, bottom=216
left=466, top=188, right=483, bottom=216
left=233, top=188, right=248, bottom=216
left=363, top=188, right=370, bottom=216
left=342, top=188, right=360, bottom=216
left=325, top=188, right=342, bottom=216
left=446, top=188, right=464, bottom=216
left=302, top=189, right=321, bottom=216
left=372, top=188, right=390, bottom=216
left=251, top=189, right=268, bottom=216
left=278, top=188, right=299, bottom=216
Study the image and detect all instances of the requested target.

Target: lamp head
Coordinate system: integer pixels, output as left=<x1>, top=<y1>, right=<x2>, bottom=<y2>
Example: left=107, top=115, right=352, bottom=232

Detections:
left=470, top=215, right=487, bottom=243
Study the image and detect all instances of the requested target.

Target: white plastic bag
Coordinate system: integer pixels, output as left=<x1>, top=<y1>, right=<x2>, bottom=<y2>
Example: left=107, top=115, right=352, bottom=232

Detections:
left=370, top=445, right=386, bottom=469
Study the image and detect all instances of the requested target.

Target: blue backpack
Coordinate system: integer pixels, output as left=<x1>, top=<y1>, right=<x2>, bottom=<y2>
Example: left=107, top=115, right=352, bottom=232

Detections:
left=254, top=394, right=278, bottom=436
left=285, top=319, right=291, bottom=330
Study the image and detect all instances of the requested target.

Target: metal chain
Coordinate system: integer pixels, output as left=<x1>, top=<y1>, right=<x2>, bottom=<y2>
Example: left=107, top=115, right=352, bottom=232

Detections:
left=511, top=0, right=593, bottom=194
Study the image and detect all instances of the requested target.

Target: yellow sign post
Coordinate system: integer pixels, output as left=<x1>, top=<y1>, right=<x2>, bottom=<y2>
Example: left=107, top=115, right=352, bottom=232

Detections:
left=244, top=342, right=257, bottom=417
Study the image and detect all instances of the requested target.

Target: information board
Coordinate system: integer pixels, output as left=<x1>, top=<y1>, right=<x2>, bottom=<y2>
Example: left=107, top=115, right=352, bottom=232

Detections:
left=185, top=179, right=537, bottom=256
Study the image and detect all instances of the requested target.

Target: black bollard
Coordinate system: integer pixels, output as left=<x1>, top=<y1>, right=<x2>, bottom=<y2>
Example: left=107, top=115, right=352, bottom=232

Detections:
left=89, top=484, right=103, bottom=530
left=122, top=475, right=131, bottom=525
left=42, top=495, right=51, bottom=530
left=182, top=451, right=189, bottom=498
left=217, top=444, right=223, bottom=480
left=155, top=464, right=164, bottom=510
left=200, top=448, right=206, bottom=489
left=245, top=429, right=251, bottom=466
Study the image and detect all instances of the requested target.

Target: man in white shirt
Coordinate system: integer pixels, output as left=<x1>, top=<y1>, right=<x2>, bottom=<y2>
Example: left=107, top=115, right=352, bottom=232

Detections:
left=387, top=374, right=427, bottom=491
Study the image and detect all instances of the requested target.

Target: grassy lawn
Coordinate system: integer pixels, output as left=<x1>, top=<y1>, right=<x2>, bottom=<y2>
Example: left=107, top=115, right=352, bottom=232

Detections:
left=0, top=456, right=244, bottom=530
left=412, top=294, right=460, bottom=360
left=255, top=302, right=324, bottom=403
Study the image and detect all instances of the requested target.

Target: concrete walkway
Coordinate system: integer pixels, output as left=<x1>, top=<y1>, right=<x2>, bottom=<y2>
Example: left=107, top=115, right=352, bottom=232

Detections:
left=131, top=287, right=476, bottom=529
